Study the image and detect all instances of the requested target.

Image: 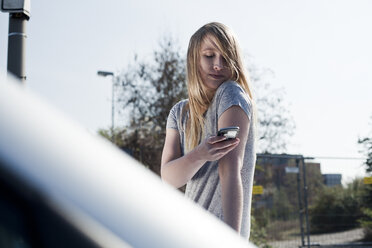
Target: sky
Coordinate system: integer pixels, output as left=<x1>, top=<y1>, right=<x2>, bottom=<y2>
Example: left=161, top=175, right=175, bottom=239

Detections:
left=1, top=0, right=371, bottom=184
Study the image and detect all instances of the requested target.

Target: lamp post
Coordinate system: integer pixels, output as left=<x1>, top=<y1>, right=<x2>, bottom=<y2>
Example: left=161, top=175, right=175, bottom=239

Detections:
left=1, top=0, right=31, bottom=83
left=97, top=70, right=115, bottom=141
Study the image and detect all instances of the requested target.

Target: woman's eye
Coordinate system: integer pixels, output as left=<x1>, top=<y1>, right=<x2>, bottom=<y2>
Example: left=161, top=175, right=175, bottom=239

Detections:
left=204, top=54, right=214, bottom=58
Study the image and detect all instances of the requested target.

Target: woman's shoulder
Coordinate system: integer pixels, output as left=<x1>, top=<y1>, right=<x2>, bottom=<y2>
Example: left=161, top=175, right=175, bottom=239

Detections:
left=172, top=99, right=188, bottom=109
left=213, top=81, right=253, bottom=120
left=167, top=99, right=189, bottom=128
left=216, top=80, right=244, bottom=95
left=169, top=99, right=189, bottom=114
left=216, top=81, right=249, bottom=100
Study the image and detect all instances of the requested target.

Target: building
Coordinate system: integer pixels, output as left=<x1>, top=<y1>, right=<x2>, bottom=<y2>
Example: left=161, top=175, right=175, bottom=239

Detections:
left=323, top=174, right=342, bottom=187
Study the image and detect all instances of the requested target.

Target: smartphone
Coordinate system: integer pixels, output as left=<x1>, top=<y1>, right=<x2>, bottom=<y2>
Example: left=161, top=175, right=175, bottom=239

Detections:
left=217, top=126, right=240, bottom=139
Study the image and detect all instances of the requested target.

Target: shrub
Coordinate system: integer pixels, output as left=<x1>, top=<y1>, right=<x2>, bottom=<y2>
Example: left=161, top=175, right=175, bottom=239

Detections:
left=250, top=214, right=272, bottom=248
left=359, top=208, right=372, bottom=241
left=309, top=181, right=363, bottom=233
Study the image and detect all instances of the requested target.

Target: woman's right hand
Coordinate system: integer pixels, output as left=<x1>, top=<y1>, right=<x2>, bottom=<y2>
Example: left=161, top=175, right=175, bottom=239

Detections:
left=194, top=135, right=240, bottom=162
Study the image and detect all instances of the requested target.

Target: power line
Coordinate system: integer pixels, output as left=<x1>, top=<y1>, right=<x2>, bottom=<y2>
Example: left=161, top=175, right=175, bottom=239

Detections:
left=256, top=153, right=366, bottom=161
left=309, top=156, right=366, bottom=160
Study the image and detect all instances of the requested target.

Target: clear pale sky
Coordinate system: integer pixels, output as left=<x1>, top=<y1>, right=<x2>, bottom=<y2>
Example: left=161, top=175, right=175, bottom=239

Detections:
left=1, top=0, right=371, bottom=183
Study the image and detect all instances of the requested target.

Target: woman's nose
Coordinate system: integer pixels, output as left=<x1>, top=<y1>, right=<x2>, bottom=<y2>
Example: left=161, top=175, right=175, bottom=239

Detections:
left=213, top=64, right=222, bottom=71
left=213, top=56, right=225, bottom=71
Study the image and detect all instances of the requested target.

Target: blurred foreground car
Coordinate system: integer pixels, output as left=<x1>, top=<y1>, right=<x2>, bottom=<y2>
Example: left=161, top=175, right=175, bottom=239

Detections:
left=0, top=74, right=257, bottom=248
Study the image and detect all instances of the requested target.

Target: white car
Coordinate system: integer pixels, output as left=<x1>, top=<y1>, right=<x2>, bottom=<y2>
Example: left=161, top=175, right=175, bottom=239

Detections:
left=0, top=74, right=257, bottom=248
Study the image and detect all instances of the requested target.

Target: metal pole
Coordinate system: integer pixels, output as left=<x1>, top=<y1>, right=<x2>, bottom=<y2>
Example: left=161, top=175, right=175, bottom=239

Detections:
left=7, top=12, right=29, bottom=82
left=97, top=71, right=115, bottom=142
left=302, top=158, right=311, bottom=248
left=296, top=158, right=305, bottom=247
left=111, top=79, right=115, bottom=142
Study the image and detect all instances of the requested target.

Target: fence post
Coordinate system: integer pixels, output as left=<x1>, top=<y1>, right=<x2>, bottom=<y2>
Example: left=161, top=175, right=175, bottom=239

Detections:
left=296, top=158, right=305, bottom=247
left=302, top=157, right=311, bottom=247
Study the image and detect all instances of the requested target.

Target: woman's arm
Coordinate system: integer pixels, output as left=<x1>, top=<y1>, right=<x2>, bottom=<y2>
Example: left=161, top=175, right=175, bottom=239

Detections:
left=218, top=105, right=250, bottom=232
left=161, top=128, right=240, bottom=188
left=161, top=128, right=205, bottom=188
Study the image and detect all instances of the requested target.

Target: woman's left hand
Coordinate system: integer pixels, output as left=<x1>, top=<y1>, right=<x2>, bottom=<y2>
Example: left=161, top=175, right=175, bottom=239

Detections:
left=193, top=135, right=240, bottom=162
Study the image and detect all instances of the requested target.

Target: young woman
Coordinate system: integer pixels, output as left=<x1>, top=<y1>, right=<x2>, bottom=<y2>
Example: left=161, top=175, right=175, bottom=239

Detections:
left=161, top=22, right=256, bottom=239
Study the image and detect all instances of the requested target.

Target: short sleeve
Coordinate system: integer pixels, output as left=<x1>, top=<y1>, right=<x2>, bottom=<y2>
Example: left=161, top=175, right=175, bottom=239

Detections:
left=216, top=81, right=252, bottom=121
left=166, top=103, right=179, bottom=130
left=166, top=99, right=188, bottom=130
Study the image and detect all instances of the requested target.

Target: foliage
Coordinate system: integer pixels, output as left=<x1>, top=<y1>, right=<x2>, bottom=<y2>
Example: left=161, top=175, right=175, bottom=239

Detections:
left=357, top=115, right=372, bottom=240
left=359, top=137, right=372, bottom=174
left=358, top=183, right=372, bottom=241
left=301, top=162, right=324, bottom=204
left=250, top=213, right=272, bottom=248
left=309, top=179, right=364, bottom=233
left=271, top=188, right=294, bottom=220
left=99, top=123, right=164, bottom=174
left=360, top=184, right=372, bottom=212
left=116, top=36, right=187, bottom=132
left=359, top=208, right=372, bottom=241
left=105, top=36, right=187, bottom=173
left=248, top=64, right=295, bottom=153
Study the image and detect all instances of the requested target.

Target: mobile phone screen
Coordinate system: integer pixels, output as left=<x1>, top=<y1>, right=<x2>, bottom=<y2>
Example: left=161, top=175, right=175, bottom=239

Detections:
left=217, top=126, right=240, bottom=139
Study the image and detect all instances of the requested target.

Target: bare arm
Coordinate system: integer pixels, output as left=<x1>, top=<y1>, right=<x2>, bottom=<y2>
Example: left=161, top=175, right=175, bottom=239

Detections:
left=218, top=106, right=250, bottom=232
left=160, top=128, right=205, bottom=188
left=161, top=128, right=240, bottom=188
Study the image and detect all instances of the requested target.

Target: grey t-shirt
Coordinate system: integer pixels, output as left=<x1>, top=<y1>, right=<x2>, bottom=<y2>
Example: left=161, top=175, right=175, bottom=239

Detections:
left=166, top=81, right=256, bottom=239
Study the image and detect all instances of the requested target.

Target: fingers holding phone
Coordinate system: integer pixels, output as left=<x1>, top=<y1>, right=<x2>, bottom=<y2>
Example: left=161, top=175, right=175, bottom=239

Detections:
left=193, top=126, right=240, bottom=162
left=217, top=126, right=240, bottom=140
left=213, top=126, right=240, bottom=156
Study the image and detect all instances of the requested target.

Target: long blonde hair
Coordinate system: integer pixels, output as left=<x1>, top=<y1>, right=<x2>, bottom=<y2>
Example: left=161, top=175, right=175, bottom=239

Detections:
left=185, top=22, right=254, bottom=152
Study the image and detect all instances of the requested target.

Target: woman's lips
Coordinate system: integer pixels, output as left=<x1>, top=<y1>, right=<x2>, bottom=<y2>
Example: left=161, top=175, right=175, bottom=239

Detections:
left=209, top=74, right=224, bottom=79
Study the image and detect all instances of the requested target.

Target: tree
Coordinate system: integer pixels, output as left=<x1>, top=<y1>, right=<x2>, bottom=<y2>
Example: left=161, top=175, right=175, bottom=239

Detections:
left=115, top=37, right=187, bottom=132
left=248, top=63, right=295, bottom=153
left=99, top=36, right=187, bottom=174
left=359, top=115, right=372, bottom=174
left=358, top=116, right=372, bottom=211
left=358, top=115, right=372, bottom=240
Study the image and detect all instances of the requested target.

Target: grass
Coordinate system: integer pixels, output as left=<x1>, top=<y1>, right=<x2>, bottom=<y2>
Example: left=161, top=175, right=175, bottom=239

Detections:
left=266, top=219, right=301, bottom=241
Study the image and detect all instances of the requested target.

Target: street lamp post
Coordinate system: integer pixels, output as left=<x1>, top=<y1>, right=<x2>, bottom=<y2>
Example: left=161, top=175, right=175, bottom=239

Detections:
left=97, top=70, right=115, bottom=141
left=1, top=0, right=31, bottom=83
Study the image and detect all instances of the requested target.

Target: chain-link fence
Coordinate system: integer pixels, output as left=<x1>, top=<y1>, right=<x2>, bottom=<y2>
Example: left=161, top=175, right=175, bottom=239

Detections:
left=252, top=154, right=372, bottom=248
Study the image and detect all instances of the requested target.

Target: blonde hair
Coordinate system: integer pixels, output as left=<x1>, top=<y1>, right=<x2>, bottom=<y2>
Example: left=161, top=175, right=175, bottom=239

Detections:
left=185, top=22, right=254, bottom=152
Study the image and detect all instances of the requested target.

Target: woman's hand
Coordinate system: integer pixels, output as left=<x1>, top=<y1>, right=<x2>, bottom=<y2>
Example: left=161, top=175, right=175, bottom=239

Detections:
left=194, top=135, right=240, bottom=162
left=161, top=130, right=240, bottom=188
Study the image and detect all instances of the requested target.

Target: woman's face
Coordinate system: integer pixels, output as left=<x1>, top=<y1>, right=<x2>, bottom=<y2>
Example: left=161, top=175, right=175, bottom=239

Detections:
left=198, top=35, right=232, bottom=90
